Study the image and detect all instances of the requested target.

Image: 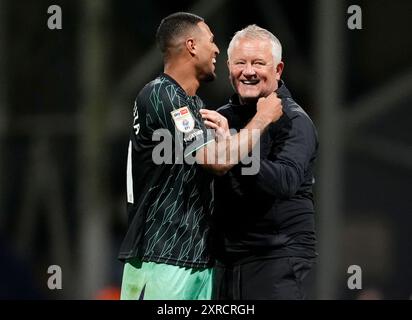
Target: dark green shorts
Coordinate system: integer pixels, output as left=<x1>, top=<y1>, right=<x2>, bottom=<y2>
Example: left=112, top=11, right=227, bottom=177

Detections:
left=120, top=259, right=213, bottom=300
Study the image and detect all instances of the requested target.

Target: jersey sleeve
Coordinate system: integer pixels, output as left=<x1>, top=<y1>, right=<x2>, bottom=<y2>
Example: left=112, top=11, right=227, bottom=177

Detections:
left=131, top=81, right=214, bottom=162
left=181, top=100, right=215, bottom=159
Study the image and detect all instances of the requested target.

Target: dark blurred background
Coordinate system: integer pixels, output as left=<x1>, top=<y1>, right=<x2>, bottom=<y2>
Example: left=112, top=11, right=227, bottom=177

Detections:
left=0, top=0, right=411, bottom=299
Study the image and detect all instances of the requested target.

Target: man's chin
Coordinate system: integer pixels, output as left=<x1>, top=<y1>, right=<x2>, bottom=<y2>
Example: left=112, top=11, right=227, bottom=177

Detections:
left=237, top=93, right=259, bottom=105
left=202, top=72, right=216, bottom=83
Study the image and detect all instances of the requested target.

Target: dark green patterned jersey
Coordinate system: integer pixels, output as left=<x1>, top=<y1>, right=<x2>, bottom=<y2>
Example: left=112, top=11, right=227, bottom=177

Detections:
left=118, top=73, right=215, bottom=268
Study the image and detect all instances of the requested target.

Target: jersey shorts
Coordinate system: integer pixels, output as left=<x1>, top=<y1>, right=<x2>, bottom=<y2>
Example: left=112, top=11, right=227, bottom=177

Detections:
left=121, top=259, right=213, bottom=300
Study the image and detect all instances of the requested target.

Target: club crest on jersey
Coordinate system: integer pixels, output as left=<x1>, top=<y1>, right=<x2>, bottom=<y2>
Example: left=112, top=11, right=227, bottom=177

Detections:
left=171, top=106, right=195, bottom=133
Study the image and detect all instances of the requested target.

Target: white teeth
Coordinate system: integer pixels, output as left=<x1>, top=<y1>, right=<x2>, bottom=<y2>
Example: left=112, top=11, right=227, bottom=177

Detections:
left=212, top=58, right=216, bottom=63
left=242, top=80, right=259, bottom=84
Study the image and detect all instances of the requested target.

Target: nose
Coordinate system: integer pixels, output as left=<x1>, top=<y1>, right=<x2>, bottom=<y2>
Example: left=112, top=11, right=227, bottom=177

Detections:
left=242, top=62, right=256, bottom=76
left=214, top=44, right=220, bottom=55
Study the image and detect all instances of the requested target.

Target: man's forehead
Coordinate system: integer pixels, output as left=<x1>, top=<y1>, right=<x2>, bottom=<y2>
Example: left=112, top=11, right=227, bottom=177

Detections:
left=229, top=39, right=275, bottom=63
left=235, top=37, right=270, bottom=48
left=232, top=39, right=272, bottom=54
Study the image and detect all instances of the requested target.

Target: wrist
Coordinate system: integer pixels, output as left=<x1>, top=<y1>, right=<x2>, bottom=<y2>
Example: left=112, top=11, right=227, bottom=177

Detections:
left=251, top=114, right=271, bottom=128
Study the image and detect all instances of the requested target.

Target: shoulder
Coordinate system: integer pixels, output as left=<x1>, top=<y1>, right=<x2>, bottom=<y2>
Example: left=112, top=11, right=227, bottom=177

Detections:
left=136, top=75, right=184, bottom=113
left=137, top=76, right=170, bottom=101
left=282, top=98, right=314, bottom=126
left=275, top=98, right=318, bottom=145
left=277, top=81, right=314, bottom=124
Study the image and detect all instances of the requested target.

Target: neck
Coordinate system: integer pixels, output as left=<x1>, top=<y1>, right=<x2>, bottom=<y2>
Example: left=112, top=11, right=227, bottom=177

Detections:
left=239, top=82, right=280, bottom=105
left=164, top=60, right=199, bottom=96
left=239, top=96, right=259, bottom=106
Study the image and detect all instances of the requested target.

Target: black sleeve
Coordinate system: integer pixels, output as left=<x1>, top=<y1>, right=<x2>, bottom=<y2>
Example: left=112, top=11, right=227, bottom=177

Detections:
left=255, top=113, right=317, bottom=198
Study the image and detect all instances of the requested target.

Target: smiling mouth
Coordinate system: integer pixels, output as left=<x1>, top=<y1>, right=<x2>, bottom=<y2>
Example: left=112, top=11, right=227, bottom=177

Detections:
left=240, top=80, right=259, bottom=85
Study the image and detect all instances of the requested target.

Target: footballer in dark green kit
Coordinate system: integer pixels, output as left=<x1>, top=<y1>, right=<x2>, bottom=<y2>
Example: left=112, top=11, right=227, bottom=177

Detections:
left=119, top=12, right=219, bottom=300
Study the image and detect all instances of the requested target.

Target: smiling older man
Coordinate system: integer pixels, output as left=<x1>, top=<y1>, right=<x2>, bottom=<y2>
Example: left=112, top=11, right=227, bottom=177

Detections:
left=211, top=25, right=319, bottom=300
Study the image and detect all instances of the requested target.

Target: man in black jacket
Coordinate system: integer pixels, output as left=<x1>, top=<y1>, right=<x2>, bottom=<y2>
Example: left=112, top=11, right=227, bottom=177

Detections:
left=202, top=25, right=318, bottom=300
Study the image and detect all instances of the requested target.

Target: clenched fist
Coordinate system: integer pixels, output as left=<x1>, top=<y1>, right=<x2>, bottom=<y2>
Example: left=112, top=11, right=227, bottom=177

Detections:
left=256, top=92, right=283, bottom=123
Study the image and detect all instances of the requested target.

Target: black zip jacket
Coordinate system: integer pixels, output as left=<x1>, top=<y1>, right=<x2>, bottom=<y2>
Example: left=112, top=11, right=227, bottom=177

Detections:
left=213, top=81, right=318, bottom=264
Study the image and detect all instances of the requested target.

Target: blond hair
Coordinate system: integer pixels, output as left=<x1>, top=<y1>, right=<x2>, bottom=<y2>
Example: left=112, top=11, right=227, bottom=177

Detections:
left=227, top=24, right=282, bottom=64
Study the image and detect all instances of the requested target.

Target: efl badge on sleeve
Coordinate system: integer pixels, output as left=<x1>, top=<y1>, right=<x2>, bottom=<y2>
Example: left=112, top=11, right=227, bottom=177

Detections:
left=171, top=106, right=195, bottom=133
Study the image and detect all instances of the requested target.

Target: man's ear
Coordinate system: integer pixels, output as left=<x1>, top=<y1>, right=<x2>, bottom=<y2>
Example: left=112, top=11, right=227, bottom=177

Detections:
left=186, top=38, right=196, bottom=56
left=275, top=61, right=284, bottom=80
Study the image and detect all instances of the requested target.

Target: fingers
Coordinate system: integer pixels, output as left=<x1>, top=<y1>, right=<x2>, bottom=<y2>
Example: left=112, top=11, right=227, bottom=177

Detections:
left=200, top=109, right=225, bottom=127
left=258, top=92, right=282, bottom=107
left=258, top=92, right=277, bottom=102
left=256, top=92, right=283, bottom=123
left=265, top=92, right=280, bottom=103
left=204, top=120, right=219, bottom=129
